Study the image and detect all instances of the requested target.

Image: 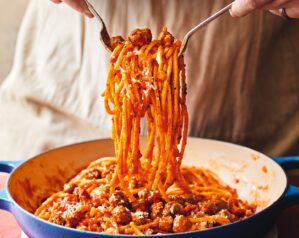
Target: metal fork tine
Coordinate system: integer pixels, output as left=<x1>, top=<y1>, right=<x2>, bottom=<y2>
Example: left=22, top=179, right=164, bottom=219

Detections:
left=179, top=2, right=233, bottom=56
left=84, top=0, right=113, bottom=52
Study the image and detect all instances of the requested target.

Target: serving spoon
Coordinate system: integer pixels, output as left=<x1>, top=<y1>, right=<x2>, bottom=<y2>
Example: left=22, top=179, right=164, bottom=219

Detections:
left=84, top=0, right=233, bottom=55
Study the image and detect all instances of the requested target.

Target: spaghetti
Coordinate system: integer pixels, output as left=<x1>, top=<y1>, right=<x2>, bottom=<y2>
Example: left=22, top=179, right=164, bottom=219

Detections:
left=35, top=28, right=256, bottom=234
left=105, top=27, right=188, bottom=198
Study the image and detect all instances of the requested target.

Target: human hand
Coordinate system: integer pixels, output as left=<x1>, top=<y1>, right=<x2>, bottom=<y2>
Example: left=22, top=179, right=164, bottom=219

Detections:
left=50, top=0, right=94, bottom=18
left=230, top=0, right=299, bottom=19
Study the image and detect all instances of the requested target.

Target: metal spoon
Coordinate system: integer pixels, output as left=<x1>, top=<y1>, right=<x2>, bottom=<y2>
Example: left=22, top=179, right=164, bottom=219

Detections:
left=179, top=2, right=233, bottom=56
left=84, top=0, right=113, bottom=52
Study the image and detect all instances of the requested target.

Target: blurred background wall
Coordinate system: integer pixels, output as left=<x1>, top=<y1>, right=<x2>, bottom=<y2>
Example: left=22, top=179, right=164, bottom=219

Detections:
left=0, top=0, right=29, bottom=83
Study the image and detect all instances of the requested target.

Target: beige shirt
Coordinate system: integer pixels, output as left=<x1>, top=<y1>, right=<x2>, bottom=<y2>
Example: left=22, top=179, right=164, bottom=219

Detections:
left=1, top=0, right=299, bottom=161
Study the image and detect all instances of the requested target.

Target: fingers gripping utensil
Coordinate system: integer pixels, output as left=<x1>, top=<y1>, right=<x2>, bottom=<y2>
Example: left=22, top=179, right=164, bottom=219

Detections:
left=179, top=2, right=233, bottom=56
left=84, top=0, right=113, bottom=52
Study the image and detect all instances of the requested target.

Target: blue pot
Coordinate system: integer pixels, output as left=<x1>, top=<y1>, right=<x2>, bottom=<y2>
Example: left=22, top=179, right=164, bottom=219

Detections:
left=1, top=138, right=299, bottom=238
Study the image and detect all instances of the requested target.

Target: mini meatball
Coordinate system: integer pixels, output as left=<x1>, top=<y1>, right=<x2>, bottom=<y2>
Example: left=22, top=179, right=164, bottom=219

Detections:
left=185, top=194, right=201, bottom=204
left=65, top=204, right=89, bottom=228
left=163, top=202, right=183, bottom=216
left=90, top=187, right=109, bottom=207
left=50, top=216, right=66, bottom=226
left=112, top=205, right=132, bottom=225
left=150, top=202, right=164, bottom=219
left=137, top=188, right=148, bottom=199
left=109, top=190, right=129, bottom=207
left=131, top=198, right=148, bottom=212
left=148, top=190, right=162, bottom=204
left=132, top=211, right=149, bottom=225
left=168, top=195, right=185, bottom=205
left=110, top=36, right=125, bottom=49
left=128, top=28, right=152, bottom=47
left=173, top=215, right=192, bottom=233
left=158, top=215, right=173, bottom=232
left=202, top=200, right=228, bottom=215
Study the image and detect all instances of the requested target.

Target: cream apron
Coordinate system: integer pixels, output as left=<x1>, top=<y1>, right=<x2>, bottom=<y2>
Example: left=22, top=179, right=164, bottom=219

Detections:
left=0, top=0, right=299, bottom=161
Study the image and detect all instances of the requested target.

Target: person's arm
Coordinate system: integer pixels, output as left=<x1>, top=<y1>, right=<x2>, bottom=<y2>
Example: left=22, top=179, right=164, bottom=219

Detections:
left=50, top=0, right=94, bottom=18
left=51, top=0, right=299, bottom=19
left=231, top=0, right=299, bottom=18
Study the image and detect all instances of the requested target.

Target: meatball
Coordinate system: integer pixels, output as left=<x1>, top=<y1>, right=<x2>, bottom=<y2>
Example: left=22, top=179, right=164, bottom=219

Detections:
left=132, top=211, right=149, bottom=225
left=137, top=188, right=148, bottom=199
left=110, top=36, right=125, bottom=49
left=148, top=190, right=162, bottom=204
left=163, top=202, right=183, bottom=216
left=203, top=200, right=228, bottom=215
left=168, top=195, right=185, bottom=205
left=150, top=202, right=164, bottom=219
left=109, top=190, right=129, bottom=207
left=128, top=28, right=152, bottom=47
left=50, top=216, right=66, bottom=226
left=158, top=26, right=174, bottom=46
left=112, top=205, right=132, bottom=225
left=185, top=194, right=201, bottom=204
left=173, top=215, right=192, bottom=233
left=90, top=186, right=109, bottom=207
left=131, top=198, right=148, bottom=212
left=65, top=204, right=89, bottom=228
left=158, top=215, right=173, bottom=232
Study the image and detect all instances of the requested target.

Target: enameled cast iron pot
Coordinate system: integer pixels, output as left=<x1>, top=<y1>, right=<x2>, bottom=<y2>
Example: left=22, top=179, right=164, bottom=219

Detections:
left=1, top=138, right=299, bottom=238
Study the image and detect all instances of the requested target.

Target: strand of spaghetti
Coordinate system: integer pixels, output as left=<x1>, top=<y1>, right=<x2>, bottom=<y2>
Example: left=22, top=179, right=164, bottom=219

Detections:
left=129, top=222, right=144, bottom=235
left=114, top=43, right=131, bottom=69
left=190, top=216, right=230, bottom=225
left=145, top=40, right=159, bottom=56
left=120, top=220, right=159, bottom=232
left=172, top=47, right=179, bottom=136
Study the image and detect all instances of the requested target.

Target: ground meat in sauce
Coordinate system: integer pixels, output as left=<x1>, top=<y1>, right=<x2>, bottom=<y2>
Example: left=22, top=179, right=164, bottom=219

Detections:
left=89, top=187, right=109, bottom=207
left=132, top=211, right=149, bottom=225
left=50, top=216, right=66, bottom=226
left=110, top=36, right=125, bottom=49
left=163, top=201, right=183, bottom=216
left=112, top=205, right=132, bottom=225
left=65, top=204, right=89, bottom=227
left=109, top=190, right=129, bottom=207
left=158, top=215, right=173, bottom=232
left=148, top=190, right=162, bottom=203
left=202, top=200, right=228, bottom=215
left=173, top=215, right=192, bottom=233
left=131, top=198, right=148, bottom=212
left=150, top=202, right=164, bottom=219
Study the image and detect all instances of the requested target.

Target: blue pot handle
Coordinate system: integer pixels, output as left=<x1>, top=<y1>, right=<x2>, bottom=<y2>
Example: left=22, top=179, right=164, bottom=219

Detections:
left=0, top=160, right=23, bottom=211
left=273, top=156, right=299, bottom=207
